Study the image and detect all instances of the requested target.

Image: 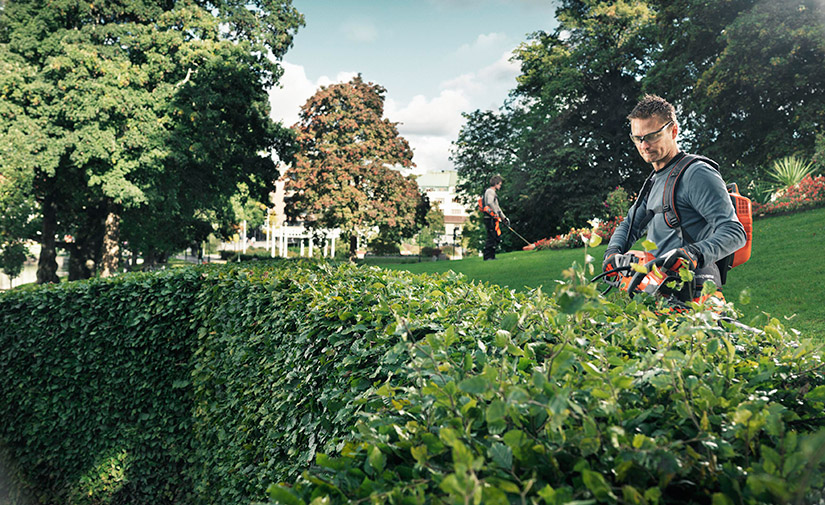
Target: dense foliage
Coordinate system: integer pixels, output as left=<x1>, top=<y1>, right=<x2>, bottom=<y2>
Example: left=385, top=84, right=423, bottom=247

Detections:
left=285, top=75, right=426, bottom=257
left=453, top=0, right=825, bottom=247
left=0, top=269, right=202, bottom=504
left=649, top=0, right=825, bottom=179
left=268, top=266, right=825, bottom=504
left=2, top=260, right=825, bottom=504
left=0, top=0, right=304, bottom=280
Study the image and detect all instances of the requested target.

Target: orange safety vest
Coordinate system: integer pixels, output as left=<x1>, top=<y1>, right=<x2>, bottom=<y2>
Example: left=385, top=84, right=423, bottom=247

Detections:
left=478, top=196, right=502, bottom=236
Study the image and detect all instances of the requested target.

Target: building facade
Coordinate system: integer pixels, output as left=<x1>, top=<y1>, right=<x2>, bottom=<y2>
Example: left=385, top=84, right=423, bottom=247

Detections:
left=416, top=170, right=472, bottom=247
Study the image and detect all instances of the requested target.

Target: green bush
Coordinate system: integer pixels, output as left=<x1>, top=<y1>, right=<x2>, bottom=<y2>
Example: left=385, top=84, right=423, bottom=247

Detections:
left=420, top=246, right=442, bottom=258
left=2, top=261, right=825, bottom=505
left=267, top=266, right=825, bottom=505
left=0, top=269, right=202, bottom=504
left=767, top=156, right=817, bottom=192
left=368, top=234, right=402, bottom=255
left=604, top=185, right=631, bottom=219
left=219, top=246, right=275, bottom=261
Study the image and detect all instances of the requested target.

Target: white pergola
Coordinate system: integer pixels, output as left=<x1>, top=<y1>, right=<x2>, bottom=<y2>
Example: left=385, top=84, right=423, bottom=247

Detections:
left=263, top=224, right=340, bottom=258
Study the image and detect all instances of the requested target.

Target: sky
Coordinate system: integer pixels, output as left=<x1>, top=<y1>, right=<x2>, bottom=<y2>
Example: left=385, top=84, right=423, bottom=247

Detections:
left=267, top=0, right=559, bottom=175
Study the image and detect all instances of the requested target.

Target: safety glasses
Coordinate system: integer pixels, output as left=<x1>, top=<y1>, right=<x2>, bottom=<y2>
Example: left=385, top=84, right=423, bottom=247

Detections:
left=629, top=121, right=673, bottom=145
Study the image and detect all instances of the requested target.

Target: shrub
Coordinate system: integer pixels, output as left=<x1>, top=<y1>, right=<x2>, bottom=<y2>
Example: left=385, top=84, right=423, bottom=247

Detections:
left=439, top=245, right=457, bottom=257
left=269, top=267, right=825, bottom=505
left=368, top=235, right=401, bottom=255
left=0, top=241, right=29, bottom=281
left=0, top=269, right=202, bottom=504
left=2, top=261, right=825, bottom=505
left=219, top=246, right=274, bottom=261
left=753, top=174, right=825, bottom=217
left=420, top=246, right=442, bottom=258
left=604, top=186, right=631, bottom=219
left=767, top=155, right=817, bottom=192
left=815, top=132, right=825, bottom=173
left=745, top=179, right=775, bottom=205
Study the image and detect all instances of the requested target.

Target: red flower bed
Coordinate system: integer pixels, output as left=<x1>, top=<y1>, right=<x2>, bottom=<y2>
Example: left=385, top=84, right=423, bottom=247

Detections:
left=596, top=216, right=623, bottom=241
left=752, top=174, right=825, bottom=217
left=531, top=216, right=623, bottom=251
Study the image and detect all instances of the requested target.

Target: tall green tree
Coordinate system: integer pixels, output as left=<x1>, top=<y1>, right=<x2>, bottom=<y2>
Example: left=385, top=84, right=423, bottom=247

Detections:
left=0, top=0, right=303, bottom=281
left=414, top=201, right=445, bottom=250
left=452, top=109, right=520, bottom=205
left=454, top=0, right=654, bottom=245
left=454, top=0, right=825, bottom=243
left=0, top=54, right=39, bottom=280
left=645, top=0, right=825, bottom=181
left=285, top=75, right=425, bottom=258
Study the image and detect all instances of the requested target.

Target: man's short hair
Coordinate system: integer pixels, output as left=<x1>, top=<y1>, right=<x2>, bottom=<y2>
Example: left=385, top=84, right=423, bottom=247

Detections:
left=628, top=94, right=677, bottom=125
left=490, top=175, right=503, bottom=187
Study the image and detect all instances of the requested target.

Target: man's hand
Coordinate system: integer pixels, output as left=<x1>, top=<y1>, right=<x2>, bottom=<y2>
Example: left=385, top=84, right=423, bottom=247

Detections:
left=602, top=252, right=618, bottom=274
left=503, top=217, right=510, bottom=227
left=602, top=251, right=631, bottom=278
left=661, top=246, right=700, bottom=273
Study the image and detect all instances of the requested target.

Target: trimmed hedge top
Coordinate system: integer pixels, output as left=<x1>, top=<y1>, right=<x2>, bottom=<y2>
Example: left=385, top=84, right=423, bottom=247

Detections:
left=1, top=260, right=824, bottom=505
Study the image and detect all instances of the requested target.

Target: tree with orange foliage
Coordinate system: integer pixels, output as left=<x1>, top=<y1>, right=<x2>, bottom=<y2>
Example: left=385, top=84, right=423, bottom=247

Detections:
left=286, top=75, right=426, bottom=258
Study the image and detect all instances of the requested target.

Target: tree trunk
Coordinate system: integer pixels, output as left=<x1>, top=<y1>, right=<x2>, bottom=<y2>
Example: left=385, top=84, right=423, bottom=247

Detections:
left=67, top=203, right=105, bottom=280
left=349, top=234, right=358, bottom=262
left=36, top=193, right=60, bottom=284
left=143, top=248, right=157, bottom=270
left=99, top=201, right=121, bottom=278
left=67, top=243, right=96, bottom=280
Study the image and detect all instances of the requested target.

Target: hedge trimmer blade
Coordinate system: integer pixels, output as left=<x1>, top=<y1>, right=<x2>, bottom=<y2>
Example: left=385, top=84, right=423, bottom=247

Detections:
left=590, top=250, right=764, bottom=335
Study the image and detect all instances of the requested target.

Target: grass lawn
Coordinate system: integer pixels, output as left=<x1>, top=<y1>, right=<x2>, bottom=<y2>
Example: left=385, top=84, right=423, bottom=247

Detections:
left=379, top=246, right=600, bottom=292
left=724, top=207, right=825, bottom=339
left=379, top=207, right=825, bottom=340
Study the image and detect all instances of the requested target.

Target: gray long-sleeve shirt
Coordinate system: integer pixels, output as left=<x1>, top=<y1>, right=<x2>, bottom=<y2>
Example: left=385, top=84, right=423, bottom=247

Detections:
left=483, top=187, right=506, bottom=220
left=607, top=154, right=746, bottom=267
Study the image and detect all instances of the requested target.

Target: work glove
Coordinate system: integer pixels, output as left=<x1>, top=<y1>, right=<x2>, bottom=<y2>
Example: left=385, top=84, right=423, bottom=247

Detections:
left=602, top=251, right=631, bottom=278
left=661, top=246, right=701, bottom=274
left=503, top=217, right=511, bottom=227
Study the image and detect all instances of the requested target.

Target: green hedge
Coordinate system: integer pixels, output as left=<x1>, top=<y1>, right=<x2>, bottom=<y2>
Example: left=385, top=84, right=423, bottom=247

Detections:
left=0, top=269, right=202, bottom=504
left=264, top=266, right=825, bottom=505
left=1, top=261, right=825, bottom=505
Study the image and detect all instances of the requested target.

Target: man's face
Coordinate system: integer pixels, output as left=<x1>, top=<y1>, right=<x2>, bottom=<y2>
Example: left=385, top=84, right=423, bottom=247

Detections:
left=630, top=116, right=678, bottom=167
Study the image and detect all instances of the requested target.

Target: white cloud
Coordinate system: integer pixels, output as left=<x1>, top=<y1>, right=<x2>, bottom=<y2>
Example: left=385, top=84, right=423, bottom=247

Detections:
left=385, top=90, right=474, bottom=173
left=340, top=18, right=379, bottom=43
left=440, top=49, right=520, bottom=106
left=394, top=49, right=523, bottom=172
left=268, top=52, right=520, bottom=175
left=455, top=32, right=509, bottom=57
left=480, top=50, right=520, bottom=82
left=386, top=90, right=470, bottom=137
left=268, top=62, right=357, bottom=127
left=403, top=135, right=456, bottom=174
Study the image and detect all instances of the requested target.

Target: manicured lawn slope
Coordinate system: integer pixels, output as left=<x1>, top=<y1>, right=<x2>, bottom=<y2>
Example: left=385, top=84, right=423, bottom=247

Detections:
left=381, top=207, right=825, bottom=339
left=725, top=207, right=825, bottom=338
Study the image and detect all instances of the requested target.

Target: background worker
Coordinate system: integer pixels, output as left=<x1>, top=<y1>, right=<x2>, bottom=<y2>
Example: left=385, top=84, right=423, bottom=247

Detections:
left=481, top=175, right=509, bottom=261
left=603, top=94, right=746, bottom=297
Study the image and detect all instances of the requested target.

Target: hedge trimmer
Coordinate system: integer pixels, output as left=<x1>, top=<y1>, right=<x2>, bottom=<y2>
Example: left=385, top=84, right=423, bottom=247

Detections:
left=592, top=251, right=693, bottom=299
left=590, top=250, right=762, bottom=334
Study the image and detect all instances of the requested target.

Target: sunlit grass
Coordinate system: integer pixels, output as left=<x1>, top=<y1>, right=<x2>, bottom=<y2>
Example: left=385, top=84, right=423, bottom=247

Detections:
left=380, top=207, right=825, bottom=340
